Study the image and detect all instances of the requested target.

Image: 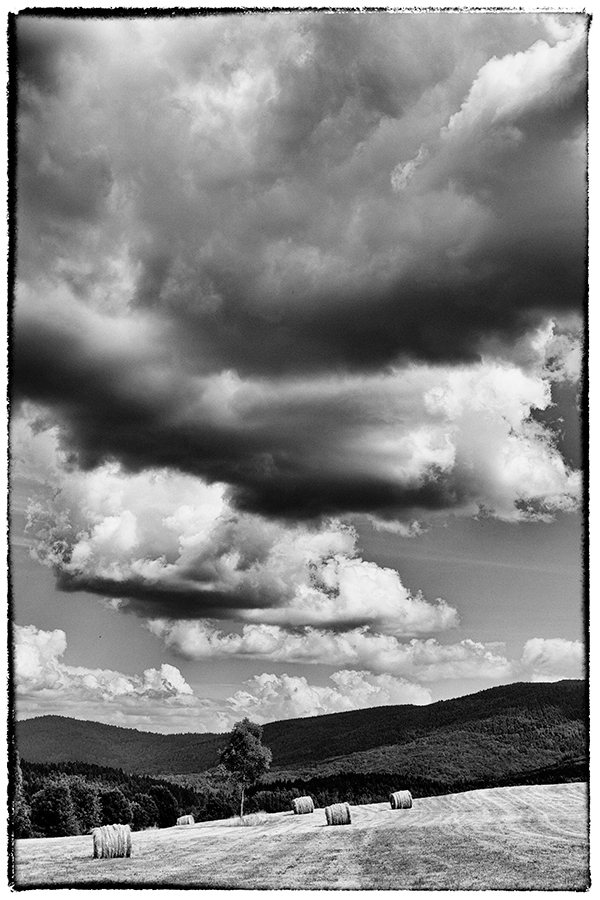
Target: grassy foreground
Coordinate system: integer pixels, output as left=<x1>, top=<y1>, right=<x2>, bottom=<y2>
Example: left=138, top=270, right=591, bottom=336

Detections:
left=13, top=782, right=589, bottom=890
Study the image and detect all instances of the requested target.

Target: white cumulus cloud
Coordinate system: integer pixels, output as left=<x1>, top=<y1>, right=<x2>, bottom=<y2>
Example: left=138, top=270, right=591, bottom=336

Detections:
left=13, top=623, right=432, bottom=731
left=444, top=19, right=585, bottom=139
left=227, top=670, right=432, bottom=723
left=519, top=637, right=584, bottom=682
left=14, top=624, right=202, bottom=732
left=19, top=420, right=458, bottom=634
left=14, top=624, right=584, bottom=733
left=147, top=620, right=515, bottom=683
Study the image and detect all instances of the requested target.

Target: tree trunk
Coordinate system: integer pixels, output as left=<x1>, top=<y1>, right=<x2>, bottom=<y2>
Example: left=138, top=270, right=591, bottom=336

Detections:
left=240, top=784, right=245, bottom=819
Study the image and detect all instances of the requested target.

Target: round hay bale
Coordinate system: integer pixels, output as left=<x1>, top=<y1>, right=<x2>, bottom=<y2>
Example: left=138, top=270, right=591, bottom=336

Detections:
left=325, top=802, right=351, bottom=826
left=291, top=796, right=314, bottom=815
left=390, top=790, right=413, bottom=810
left=91, top=824, right=132, bottom=859
left=177, top=814, right=195, bottom=826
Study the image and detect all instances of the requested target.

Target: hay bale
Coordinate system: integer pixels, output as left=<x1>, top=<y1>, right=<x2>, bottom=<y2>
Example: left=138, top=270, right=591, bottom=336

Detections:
left=236, top=812, right=269, bottom=827
left=291, top=796, right=314, bottom=815
left=92, top=824, right=132, bottom=859
left=176, top=814, right=195, bottom=826
left=324, top=802, right=351, bottom=826
left=390, top=790, right=413, bottom=810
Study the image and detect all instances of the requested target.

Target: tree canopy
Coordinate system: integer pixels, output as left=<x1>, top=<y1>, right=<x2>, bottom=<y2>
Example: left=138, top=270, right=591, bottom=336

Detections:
left=219, top=718, right=272, bottom=818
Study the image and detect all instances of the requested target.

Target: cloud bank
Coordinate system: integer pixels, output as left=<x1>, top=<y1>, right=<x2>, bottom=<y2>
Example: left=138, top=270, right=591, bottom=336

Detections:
left=14, top=625, right=584, bottom=733
left=19, top=425, right=456, bottom=633
left=14, top=13, right=584, bottom=523
left=146, top=621, right=515, bottom=682
left=12, top=13, right=585, bottom=726
left=16, top=14, right=585, bottom=369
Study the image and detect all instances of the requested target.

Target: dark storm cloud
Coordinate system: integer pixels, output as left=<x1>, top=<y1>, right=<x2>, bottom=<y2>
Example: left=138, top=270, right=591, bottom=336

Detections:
left=229, top=468, right=467, bottom=521
left=17, top=16, right=97, bottom=95
left=14, top=12, right=585, bottom=524
left=19, top=142, right=113, bottom=223
left=13, top=300, right=468, bottom=519
left=15, top=14, right=587, bottom=364
left=55, top=570, right=266, bottom=619
left=14, top=293, right=580, bottom=526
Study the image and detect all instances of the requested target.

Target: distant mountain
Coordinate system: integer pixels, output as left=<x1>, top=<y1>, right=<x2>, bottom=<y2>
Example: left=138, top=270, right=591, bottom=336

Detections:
left=16, top=680, right=587, bottom=786
left=15, top=715, right=224, bottom=774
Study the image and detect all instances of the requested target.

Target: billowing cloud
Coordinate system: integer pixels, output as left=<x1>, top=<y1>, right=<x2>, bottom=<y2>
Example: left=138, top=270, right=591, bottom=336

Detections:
left=17, top=322, right=579, bottom=535
left=12, top=13, right=585, bottom=728
left=14, top=624, right=205, bottom=732
left=13, top=13, right=584, bottom=525
left=15, top=14, right=585, bottom=373
left=13, top=623, right=431, bottom=732
left=19, top=425, right=456, bottom=632
left=519, top=637, right=585, bottom=682
left=14, top=623, right=68, bottom=690
left=15, top=624, right=193, bottom=699
left=227, top=670, right=432, bottom=722
left=147, top=620, right=515, bottom=682
left=16, top=330, right=580, bottom=621
left=14, top=625, right=583, bottom=734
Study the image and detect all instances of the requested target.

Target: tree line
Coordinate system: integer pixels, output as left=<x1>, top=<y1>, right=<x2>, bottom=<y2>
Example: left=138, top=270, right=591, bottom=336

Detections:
left=14, top=754, right=199, bottom=838
left=13, top=715, right=587, bottom=839
left=13, top=718, right=273, bottom=839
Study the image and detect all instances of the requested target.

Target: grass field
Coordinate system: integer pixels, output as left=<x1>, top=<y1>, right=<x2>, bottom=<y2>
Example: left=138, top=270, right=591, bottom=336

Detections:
left=13, top=782, right=589, bottom=890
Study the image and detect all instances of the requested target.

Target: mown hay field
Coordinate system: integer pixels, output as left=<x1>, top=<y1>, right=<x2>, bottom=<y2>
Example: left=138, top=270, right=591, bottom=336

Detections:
left=13, top=782, right=589, bottom=890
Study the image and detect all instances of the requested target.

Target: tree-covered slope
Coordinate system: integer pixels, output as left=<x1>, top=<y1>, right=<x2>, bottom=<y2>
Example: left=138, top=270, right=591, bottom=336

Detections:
left=262, top=679, right=586, bottom=768
left=15, top=715, right=224, bottom=773
left=15, top=680, right=587, bottom=780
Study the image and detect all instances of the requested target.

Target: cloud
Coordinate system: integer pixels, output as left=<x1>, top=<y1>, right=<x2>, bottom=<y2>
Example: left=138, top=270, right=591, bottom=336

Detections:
left=14, top=625, right=193, bottom=699
left=12, top=14, right=585, bottom=718
left=13, top=623, right=431, bottom=732
left=443, top=18, right=585, bottom=144
left=14, top=625, right=583, bottom=733
left=391, top=144, right=428, bottom=192
left=14, top=17, right=585, bottom=492
left=227, top=670, right=432, bottom=723
left=14, top=624, right=206, bottom=732
left=15, top=318, right=580, bottom=525
left=147, top=620, right=514, bottom=682
left=19, top=429, right=456, bottom=632
left=14, top=623, right=68, bottom=690
left=16, top=324, right=581, bottom=620
left=519, top=637, right=584, bottom=682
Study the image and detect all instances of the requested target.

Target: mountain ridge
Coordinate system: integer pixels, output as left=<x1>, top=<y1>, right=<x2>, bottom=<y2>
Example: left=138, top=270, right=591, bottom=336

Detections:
left=15, top=680, right=587, bottom=780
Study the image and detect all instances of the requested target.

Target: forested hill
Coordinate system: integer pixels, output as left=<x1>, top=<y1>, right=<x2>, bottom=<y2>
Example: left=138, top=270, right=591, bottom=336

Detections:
left=16, top=680, right=587, bottom=779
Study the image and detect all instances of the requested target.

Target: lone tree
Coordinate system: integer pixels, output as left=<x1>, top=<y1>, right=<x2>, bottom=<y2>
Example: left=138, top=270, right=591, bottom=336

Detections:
left=219, top=718, right=272, bottom=819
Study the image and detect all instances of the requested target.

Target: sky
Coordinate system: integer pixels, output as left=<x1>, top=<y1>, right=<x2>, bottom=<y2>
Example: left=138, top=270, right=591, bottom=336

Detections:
left=10, top=7, right=588, bottom=735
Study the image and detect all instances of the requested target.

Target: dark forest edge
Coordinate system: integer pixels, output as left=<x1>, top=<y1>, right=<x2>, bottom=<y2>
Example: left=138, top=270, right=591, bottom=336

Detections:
left=15, top=753, right=587, bottom=839
left=13, top=680, right=588, bottom=838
